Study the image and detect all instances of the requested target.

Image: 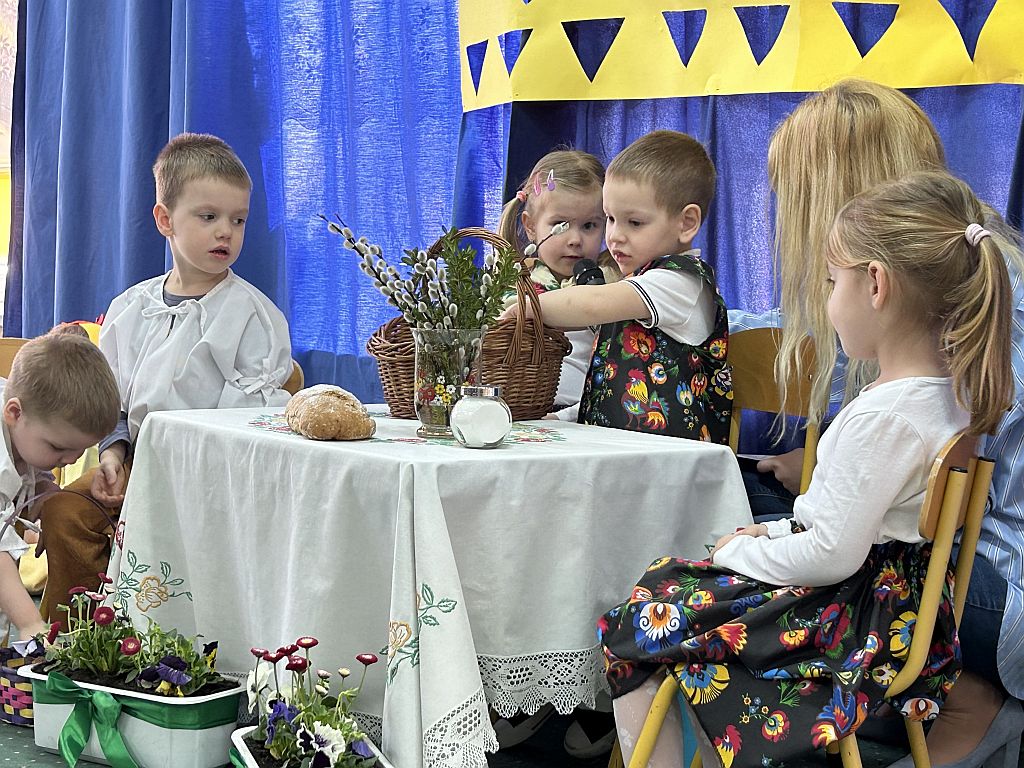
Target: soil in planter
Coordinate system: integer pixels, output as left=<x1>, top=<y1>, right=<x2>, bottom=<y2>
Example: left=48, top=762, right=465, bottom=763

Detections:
left=42, top=666, right=239, bottom=696
left=243, top=733, right=380, bottom=768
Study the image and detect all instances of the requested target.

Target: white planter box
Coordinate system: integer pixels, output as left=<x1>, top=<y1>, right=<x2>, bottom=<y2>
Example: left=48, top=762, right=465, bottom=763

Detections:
left=231, top=725, right=394, bottom=768
left=23, top=664, right=243, bottom=768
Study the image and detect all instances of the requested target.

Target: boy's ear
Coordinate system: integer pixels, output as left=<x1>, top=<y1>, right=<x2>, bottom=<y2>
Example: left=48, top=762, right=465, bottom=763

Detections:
left=677, top=203, right=703, bottom=246
left=152, top=203, right=173, bottom=236
left=2, top=398, right=23, bottom=427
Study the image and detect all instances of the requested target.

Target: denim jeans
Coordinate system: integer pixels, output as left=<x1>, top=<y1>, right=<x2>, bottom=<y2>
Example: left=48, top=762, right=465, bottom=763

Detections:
left=740, top=463, right=796, bottom=523
left=957, top=548, right=1008, bottom=693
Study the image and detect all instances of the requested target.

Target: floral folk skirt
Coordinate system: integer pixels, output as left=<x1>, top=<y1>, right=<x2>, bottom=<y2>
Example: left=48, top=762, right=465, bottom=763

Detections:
left=598, top=541, right=960, bottom=768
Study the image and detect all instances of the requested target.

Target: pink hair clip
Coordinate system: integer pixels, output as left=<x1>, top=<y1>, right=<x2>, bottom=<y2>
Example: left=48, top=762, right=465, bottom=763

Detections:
left=516, top=189, right=529, bottom=202
left=532, top=172, right=543, bottom=197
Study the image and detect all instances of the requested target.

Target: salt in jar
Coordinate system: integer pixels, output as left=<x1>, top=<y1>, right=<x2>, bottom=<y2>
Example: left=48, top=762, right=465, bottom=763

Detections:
left=450, top=385, right=512, bottom=448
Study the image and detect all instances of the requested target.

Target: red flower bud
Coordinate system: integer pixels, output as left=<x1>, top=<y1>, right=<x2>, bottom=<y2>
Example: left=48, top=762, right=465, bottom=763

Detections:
left=262, top=652, right=285, bottom=664
left=278, top=644, right=299, bottom=655
left=94, top=607, right=115, bottom=626
left=97, top=572, right=114, bottom=584
left=356, top=653, right=379, bottom=666
left=120, top=637, right=142, bottom=656
left=285, top=655, right=309, bottom=673
left=67, top=586, right=87, bottom=596
left=46, top=622, right=61, bottom=644
left=295, top=636, right=319, bottom=649
left=250, top=647, right=269, bottom=658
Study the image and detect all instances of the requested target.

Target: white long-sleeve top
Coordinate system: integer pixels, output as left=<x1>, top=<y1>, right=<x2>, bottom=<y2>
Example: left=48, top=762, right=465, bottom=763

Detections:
left=99, top=271, right=292, bottom=442
left=714, top=377, right=969, bottom=586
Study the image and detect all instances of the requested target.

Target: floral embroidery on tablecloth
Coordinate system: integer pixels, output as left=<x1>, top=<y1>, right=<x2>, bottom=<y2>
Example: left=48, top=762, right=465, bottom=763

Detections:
left=385, top=582, right=458, bottom=685
left=247, top=413, right=566, bottom=443
left=113, top=549, right=192, bottom=614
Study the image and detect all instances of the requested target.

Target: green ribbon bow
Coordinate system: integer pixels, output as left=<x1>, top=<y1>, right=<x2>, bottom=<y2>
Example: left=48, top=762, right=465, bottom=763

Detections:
left=33, top=671, right=240, bottom=767
left=38, top=672, right=138, bottom=767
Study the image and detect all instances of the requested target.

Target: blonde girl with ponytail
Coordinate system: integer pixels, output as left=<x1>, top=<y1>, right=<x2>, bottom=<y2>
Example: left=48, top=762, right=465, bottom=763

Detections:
left=601, top=170, right=1015, bottom=768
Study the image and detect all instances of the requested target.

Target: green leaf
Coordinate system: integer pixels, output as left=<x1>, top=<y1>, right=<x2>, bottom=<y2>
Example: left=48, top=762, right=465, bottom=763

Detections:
left=127, top=550, right=137, bottom=568
left=160, top=561, right=171, bottom=578
left=436, top=598, right=457, bottom=613
left=420, top=614, right=439, bottom=627
left=420, top=583, right=434, bottom=605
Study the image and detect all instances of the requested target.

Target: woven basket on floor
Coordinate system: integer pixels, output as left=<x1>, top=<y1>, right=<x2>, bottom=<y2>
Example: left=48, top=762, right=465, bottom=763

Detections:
left=0, top=646, right=41, bottom=726
left=366, top=228, right=571, bottom=421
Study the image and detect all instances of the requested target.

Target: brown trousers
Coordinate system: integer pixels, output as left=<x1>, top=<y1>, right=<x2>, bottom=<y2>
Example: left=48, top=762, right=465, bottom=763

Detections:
left=38, top=464, right=129, bottom=627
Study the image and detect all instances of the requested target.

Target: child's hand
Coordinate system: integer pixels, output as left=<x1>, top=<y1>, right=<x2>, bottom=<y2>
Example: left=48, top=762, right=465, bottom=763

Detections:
left=498, top=300, right=536, bottom=323
left=709, top=524, right=767, bottom=560
left=92, top=450, right=127, bottom=505
left=757, top=449, right=804, bottom=495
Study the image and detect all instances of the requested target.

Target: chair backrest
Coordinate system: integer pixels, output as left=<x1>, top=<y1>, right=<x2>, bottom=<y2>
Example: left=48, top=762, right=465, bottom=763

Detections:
left=282, top=359, right=304, bottom=396
left=728, top=328, right=819, bottom=493
left=886, top=431, right=993, bottom=698
left=0, top=338, right=29, bottom=379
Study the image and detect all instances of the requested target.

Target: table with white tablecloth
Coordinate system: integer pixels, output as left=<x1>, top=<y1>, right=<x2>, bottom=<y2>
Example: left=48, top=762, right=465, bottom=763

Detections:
left=106, top=407, right=751, bottom=768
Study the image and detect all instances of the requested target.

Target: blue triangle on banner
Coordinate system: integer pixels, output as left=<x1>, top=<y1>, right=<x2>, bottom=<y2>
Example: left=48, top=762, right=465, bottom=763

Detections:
left=562, top=18, right=625, bottom=82
left=500, top=29, right=531, bottom=75
left=832, top=3, right=899, bottom=58
left=663, top=10, right=707, bottom=66
left=466, top=40, right=487, bottom=94
left=937, top=0, right=997, bottom=59
left=734, top=5, right=790, bottom=65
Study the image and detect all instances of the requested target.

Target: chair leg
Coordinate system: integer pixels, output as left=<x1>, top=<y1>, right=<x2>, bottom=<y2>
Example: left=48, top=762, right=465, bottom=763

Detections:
left=608, top=739, right=624, bottom=768
left=906, top=719, right=930, bottom=768
left=838, top=734, right=864, bottom=768
left=629, top=674, right=680, bottom=768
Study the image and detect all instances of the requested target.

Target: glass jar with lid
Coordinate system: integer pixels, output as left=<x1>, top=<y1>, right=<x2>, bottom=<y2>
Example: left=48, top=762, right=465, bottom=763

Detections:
left=450, top=385, right=513, bottom=448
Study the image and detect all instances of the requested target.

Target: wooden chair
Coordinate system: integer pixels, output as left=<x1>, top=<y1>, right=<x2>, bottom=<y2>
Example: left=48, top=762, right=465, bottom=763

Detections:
left=282, top=359, right=304, bottom=395
left=728, top=327, right=819, bottom=494
left=625, top=433, right=992, bottom=768
left=0, top=337, right=29, bottom=377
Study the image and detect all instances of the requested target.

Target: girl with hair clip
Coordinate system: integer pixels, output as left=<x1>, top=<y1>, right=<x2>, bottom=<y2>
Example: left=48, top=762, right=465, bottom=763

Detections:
left=499, top=150, right=620, bottom=419
left=601, top=170, right=1017, bottom=768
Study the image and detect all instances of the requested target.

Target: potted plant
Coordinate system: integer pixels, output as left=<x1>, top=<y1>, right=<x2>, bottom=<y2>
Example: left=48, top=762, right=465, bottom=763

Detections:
left=230, top=638, right=391, bottom=768
left=21, top=574, right=243, bottom=768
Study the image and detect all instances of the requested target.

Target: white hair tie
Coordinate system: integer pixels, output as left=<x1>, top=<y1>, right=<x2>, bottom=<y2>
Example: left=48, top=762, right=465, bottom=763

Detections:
left=965, top=223, right=991, bottom=247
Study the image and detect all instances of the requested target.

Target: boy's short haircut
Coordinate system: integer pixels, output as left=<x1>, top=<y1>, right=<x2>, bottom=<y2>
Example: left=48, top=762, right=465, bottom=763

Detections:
left=6, top=334, right=120, bottom=437
left=607, top=130, right=716, bottom=218
left=153, top=133, right=252, bottom=211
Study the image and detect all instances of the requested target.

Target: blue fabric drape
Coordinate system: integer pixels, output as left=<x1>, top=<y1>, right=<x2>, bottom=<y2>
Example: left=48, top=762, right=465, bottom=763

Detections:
left=8, top=1, right=1023, bottom=399
left=7, top=0, right=465, bottom=401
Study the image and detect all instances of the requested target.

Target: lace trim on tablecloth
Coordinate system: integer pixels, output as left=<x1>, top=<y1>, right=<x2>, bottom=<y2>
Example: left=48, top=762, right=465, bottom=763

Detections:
left=478, top=645, right=608, bottom=717
left=355, top=711, right=383, bottom=746
left=423, top=686, right=499, bottom=768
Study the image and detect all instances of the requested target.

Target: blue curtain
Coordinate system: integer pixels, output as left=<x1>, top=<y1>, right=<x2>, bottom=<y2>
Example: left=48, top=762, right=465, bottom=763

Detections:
left=8, top=1, right=1023, bottom=398
left=7, top=0, right=466, bottom=401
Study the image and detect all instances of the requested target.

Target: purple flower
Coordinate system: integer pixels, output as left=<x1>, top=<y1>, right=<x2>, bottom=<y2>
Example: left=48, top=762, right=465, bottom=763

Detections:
left=265, top=699, right=299, bottom=744
left=137, top=666, right=162, bottom=688
left=156, top=655, right=192, bottom=686
left=352, top=740, right=374, bottom=758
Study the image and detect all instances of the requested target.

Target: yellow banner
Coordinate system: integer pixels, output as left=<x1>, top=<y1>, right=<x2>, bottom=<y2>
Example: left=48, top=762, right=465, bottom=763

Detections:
left=459, top=1, right=1024, bottom=112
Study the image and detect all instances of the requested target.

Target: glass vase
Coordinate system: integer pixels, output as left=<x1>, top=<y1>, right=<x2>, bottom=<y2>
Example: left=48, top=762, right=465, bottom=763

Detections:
left=411, top=327, right=484, bottom=438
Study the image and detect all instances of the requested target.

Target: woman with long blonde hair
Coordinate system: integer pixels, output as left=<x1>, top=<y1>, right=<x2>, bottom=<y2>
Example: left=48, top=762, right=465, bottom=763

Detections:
left=733, top=80, right=1024, bottom=768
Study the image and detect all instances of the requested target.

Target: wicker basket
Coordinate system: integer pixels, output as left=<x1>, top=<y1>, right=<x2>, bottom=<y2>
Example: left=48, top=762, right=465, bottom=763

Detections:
left=366, top=227, right=571, bottom=421
left=0, top=646, right=41, bottom=726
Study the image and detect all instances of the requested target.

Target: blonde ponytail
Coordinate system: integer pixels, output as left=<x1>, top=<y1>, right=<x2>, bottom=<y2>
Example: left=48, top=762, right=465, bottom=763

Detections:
left=827, top=171, right=1013, bottom=435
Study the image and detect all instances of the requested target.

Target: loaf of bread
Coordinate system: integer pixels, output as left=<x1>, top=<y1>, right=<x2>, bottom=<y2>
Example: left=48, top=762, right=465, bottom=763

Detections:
left=284, top=385, right=376, bottom=440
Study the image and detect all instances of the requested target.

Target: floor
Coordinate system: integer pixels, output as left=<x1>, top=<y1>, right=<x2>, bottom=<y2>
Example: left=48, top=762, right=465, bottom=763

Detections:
left=0, top=713, right=909, bottom=768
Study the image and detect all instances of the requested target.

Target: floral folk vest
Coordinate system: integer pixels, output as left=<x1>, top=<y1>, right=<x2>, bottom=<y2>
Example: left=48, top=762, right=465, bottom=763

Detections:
left=577, top=253, right=732, bottom=443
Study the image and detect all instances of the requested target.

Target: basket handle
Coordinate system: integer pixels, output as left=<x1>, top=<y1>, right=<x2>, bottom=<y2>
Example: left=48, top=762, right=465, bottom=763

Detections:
left=425, top=227, right=544, bottom=366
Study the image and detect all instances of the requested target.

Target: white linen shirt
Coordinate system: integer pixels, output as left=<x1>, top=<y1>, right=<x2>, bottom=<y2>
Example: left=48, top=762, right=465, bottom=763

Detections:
left=100, top=271, right=292, bottom=442
left=714, top=377, right=969, bottom=587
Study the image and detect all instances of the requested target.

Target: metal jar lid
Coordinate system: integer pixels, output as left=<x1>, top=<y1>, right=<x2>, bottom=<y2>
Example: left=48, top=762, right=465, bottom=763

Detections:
left=459, top=384, right=502, bottom=398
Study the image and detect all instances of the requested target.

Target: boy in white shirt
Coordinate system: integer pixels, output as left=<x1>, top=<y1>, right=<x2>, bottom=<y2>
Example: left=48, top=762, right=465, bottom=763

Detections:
left=503, top=130, right=731, bottom=442
left=39, top=133, right=292, bottom=624
left=0, top=334, right=119, bottom=638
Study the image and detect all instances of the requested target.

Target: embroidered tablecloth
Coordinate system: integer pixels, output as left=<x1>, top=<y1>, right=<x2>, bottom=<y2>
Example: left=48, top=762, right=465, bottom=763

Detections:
left=106, top=407, right=751, bottom=768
